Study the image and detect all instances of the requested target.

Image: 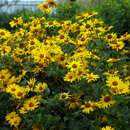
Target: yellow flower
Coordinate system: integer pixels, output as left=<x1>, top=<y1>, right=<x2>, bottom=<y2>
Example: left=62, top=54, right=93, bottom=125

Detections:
left=86, top=11, right=98, bottom=18
left=23, top=97, right=40, bottom=111
left=19, top=107, right=28, bottom=114
left=6, top=84, right=18, bottom=94
left=106, top=76, right=122, bottom=88
left=34, top=82, right=47, bottom=93
left=6, top=84, right=26, bottom=99
left=14, top=87, right=26, bottom=99
left=59, top=92, right=70, bottom=100
left=66, top=59, right=82, bottom=72
left=5, top=112, right=21, bottom=127
left=85, top=73, right=99, bottom=83
left=98, top=95, right=115, bottom=109
left=66, top=96, right=81, bottom=109
left=38, top=2, right=52, bottom=14
left=0, top=29, right=12, bottom=39
left=101, top=126, right=115, bottom=130
left=30, top=23, right=41, bottom=32
left=45, top=20, right=60, bottom=28
left=81, top=101, right=95, bottom=114
left=64, top=71, right=76, bottom=82
left=108, top=39, right=125, bottom=51
left=27, top=78, right=36, bottom=91
left=0, top=69, right=11, bottom=82
left=105, top=33, right=117, bottom=42
left=9, top=17, right=23, bottom=28
left=46, top=0, right=58, bottom=8
left=103, top=69, right=118, bottom=76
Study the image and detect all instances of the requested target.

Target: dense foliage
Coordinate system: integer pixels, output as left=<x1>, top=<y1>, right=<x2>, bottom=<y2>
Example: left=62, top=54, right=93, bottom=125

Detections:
left=0, top=0, right=130, bottom=130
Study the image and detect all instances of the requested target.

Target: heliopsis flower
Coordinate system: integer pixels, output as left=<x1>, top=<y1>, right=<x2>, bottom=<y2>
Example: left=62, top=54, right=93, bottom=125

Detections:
left=6, top=84, right=18, bottom=94
left=57, top=54, right=67, bottom=67
left=38, top=2, right=52, bottom=14
left=103, top=69, right=118, bottom=76
left=80, top=101, right=95, bottom=114
left=110, top=87, right=119, bottom=95
left=46, top=0, right=58, bottom=8
left=19, top=107, right=28, bottom=114
left=66, top=59, right=82, bottom=72
left=85, top=11, right=98, bottom=18
left=0, top=29, right=12, bottom=40
left=59, top=92, right=70, bottom=100
left=66, top=95, right=81, bottom=109
left=9, top=17, right=23, bottom=28
left=64, top=71, right=76, bottom=82
left=23, top=97, right=40, bottom=111
left=104, top=25, right=113, bottom=32
left=0, top=69, right=11, bottom=82
left=0, top=45, right=11, bottom=56
left=75, top=68, right=87, bottom=81
left=105, top=33, right=117, bottom=42
left=98, top=95, right=115, bottom=108
left=101, top=126, right=115, bottom=130
left=106, top=76, right=122, bottom=88
left=30, top=23, right=41, bottom=32
left=34, top=82, right=47, bottom=92
left=85, top=73, right=100, bottom=83
left=108, top=39, right=125, bottom=51
left=5, top=112, right=21, bottom=127
left=27, top=78, right=36, bottom=91
left=45, top=20, right=60, bottom=28
left=14, top=87, right=26, bottom=99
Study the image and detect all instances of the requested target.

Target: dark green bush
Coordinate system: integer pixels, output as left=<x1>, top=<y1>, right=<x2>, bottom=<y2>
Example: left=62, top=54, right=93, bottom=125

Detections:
left=54, top=2, right=88, bottom=21
left=96, top=0, right=130, bottom=35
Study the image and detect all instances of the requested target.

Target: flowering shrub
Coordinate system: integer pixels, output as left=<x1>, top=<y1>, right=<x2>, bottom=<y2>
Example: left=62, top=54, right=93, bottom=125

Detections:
left=0, top=0, right=130, bottom=130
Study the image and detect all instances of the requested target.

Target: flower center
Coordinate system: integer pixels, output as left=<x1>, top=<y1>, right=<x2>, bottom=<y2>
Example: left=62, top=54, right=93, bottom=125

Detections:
left=104, top=96, right=112, bottom=102
left=85, top=103, right=91, bottom=108
left=29, top=102, right=34, bottom=107
left=112, top=81, right=118, bottom=86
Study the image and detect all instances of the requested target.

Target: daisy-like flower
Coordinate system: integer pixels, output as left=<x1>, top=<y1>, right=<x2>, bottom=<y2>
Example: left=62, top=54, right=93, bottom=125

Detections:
left=64, top=71, right=76, bottom=82
left=6, top=84, right=19, bottom=95
left=105, top=33, right=117, bottom=42
left=66, top=96, right=81, bottom=109
left=19, top=107, right=28, bottom=114
left=80, top=101, right=95, bottom=114
left=103, top=69, right=118, bottom=76
left=59, top=92, right=70, bottom=100
left=46, top=0, right=58, bottom=8
left=14, top=87, right=26, bottom=99
left=34, top=82, right=47, bottom=93
left=0, top=29, right=12, bottom=40
left=23, top=97, right=40, bottom=111
left=38, top=2, right=52, bottom=14
left=101, top=125, right=115, bottom=130
left=85, top=73, right=100, bottom=83
left=27, top=78, right=36, bottom=91
left=98, top=95, right=115, bottom=109
left=0, top=69, right=11, bottom=82
left=5, top=112, right=21, bottom=127
left=106, top=76, right=122, bottom=88
left=66, top=59, right=82, bottom=72
left=9, top=17, right=23, bottom=28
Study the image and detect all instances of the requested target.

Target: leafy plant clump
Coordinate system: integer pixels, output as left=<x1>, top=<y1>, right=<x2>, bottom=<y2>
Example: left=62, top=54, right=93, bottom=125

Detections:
left=0, top=0, right=130, bottom=130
